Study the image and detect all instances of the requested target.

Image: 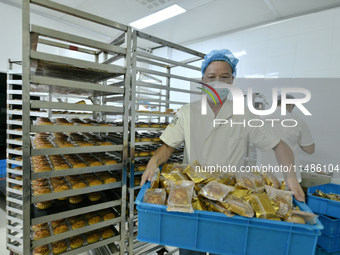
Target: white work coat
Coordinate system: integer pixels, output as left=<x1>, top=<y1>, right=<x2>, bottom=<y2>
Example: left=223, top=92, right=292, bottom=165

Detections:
left=160, top=100, right=280, bottom=170
left=256, top=107, right=314, bottom=181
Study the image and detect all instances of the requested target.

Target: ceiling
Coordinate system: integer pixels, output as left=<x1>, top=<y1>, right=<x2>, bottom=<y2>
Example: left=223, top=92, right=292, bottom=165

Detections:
left=2, top=0, right=340, bottom=50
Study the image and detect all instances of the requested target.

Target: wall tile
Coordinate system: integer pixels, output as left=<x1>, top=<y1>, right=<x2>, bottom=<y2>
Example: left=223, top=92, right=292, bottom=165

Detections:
left=242, top=26, right=268, bottom=44
left=265, top=55, right=295, bottom=77
left=267, top=36, right=298, bottom=57
left=267, top=19, right=299, bottom=40
left=297, top=29, right=333, bottom=54
left=295, top=50, right=331, bottom=73
left=298, top=9, right=335, bottom=33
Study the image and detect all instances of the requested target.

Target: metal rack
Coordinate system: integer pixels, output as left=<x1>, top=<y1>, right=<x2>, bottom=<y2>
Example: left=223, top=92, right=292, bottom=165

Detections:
left=126, top=30, right=205, bottom=254
left=6, top=1, right=131, bottom=255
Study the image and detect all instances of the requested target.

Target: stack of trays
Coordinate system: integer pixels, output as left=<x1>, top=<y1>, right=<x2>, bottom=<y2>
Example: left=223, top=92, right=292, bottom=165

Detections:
left=308, top=184, right=340, bottom=254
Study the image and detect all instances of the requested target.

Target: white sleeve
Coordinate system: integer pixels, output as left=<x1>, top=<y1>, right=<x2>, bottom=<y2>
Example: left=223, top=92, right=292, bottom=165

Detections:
left=248, top=113, right=281, bottom=152
left=298, top=119, right=314, bottom=146
left=159, top=111, right=184, bottom=149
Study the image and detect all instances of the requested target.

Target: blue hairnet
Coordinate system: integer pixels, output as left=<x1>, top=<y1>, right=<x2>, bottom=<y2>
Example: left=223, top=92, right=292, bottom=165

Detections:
left=201, top=49, right=239, bottom=77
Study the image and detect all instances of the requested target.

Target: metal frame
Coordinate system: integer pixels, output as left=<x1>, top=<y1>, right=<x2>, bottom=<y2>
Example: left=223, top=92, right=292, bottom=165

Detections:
left=126, top=30, right=204, bottom=254
left=6, top=1, right=131, bottom=254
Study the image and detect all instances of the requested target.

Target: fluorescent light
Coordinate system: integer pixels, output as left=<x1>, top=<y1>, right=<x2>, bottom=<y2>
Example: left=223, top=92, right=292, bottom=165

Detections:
left=130, top=4, right=186, bottom=29
left=233, top=50, right=247, bottom=58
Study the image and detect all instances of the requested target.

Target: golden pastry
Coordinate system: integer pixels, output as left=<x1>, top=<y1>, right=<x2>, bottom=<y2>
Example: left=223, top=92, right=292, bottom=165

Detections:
left=36, top=201, right=52, bottom=210
left=103, top=212, right=115, bottom=221
left=88, top=216, right=101, bottom=225
left=54, top=185, right=69, bottom=193
left=72, top=220, right=86, bottom=230
left=104, top=177, right=116, bottom=184
left=75, top=100, right=86, bottom=104
left=139, top=151, right=150, bottom=156
left=69, top=195, right=83, bottom=204
left=33, top=228, right=51, bottom=240
left=68, top=215, right=82, bottom=224
left=34, top=187, right=52, bottom=196
left=87, top=232, right=100, bottom=243
left=70, top=236, right=83, bottom=249
left=53, top=224, right=68, bottom=235
left=51, top=219, right=65, bottom=228
left=52, top=240, right=67, bottom=254
left=88, top=192, right=101, bottom=202
left=72, top=182, right=87, bottom=189
left=285, top=215, right=305, bottom=224
left=146, top=194, right=163, bottom=205
left=101, top=228, right=114, bottom=239
left=89, top=179, right=102, bottom=186
left=170, top=188, right=188, bottom=204
left=32, top=245, right=49, bottom=255
left=32, top=223, right=48, bottom=232
left=13, top=185, right=22, bottom=191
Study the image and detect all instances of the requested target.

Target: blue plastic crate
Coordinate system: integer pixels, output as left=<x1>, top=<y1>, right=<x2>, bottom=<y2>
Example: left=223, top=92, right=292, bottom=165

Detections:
left=319, top=215, right=340, bottom=237
left=308, top=184, right=340, bottom=219
left=136, top=183, right=323, bottom=255
left=315, top=246, right=340, bottom=255
left=318, top=233, right=340, bottom=253
left=0, top=159, right=6, bottom=175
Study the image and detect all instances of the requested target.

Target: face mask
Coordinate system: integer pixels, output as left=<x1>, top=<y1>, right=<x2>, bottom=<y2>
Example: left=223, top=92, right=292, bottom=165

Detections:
left=204, top=81, right=231, bottom=103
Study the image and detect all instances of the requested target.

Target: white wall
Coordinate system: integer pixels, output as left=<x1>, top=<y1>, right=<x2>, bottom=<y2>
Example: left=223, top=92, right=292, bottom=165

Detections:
left=0, top=2, right=110, bottom=72
left=153, top=7, right=340, bottom=183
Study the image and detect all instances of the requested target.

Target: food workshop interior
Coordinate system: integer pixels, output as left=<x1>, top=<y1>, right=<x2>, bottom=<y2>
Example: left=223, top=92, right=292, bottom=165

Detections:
left=0, top=0, right=340, bottom=255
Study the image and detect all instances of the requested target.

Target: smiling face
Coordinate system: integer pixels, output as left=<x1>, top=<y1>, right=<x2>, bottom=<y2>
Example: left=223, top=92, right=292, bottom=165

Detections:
left=202, top=61, right=234, bottom=84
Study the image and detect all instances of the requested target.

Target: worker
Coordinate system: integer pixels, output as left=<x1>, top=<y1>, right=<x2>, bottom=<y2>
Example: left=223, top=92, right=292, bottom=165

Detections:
left=140, top=49, right=305, bottom=255
left=256, top=94, right=315, bottom=182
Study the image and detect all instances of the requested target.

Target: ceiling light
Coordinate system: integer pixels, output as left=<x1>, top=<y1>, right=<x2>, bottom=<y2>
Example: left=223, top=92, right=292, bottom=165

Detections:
left=233, top=50, right=247, bottom=58
left=130, top=4, right=186, bottom=29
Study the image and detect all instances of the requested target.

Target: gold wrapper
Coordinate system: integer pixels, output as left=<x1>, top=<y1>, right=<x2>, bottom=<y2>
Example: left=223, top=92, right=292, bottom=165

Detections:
left=222, top=195, right=254, bottom=218
left=171, top=171, right=190, bottom=181
left=281, top=182, right=286, bottom=191
left=183, top=166, right=205, bottom=184
left=230, top=188, right=252, bottom=199
left=195, top=183, right=206, bottom=193
left=254, top=175, right=265, bottom=193
left=314, top=190, right=340, bottom=201
left=162, top=164, right=173, bottom=173
left=159, top=176, right=170, bottom=194
left=204, top=199, right=234, bottom=217
left=216, top=173, right=236, bottom=186
left=150, top=169, right=161, bottom=189
left=266, top=185, right=293, bottom=219
left=235, top=176, right=258, bottom=193
left=262, top=173, right=281, bottom=189
left=170, top=163, right=191, bottom=173
left=192, top=196, right=207, bottom=211
left=244, top=193, right=280, bottom=221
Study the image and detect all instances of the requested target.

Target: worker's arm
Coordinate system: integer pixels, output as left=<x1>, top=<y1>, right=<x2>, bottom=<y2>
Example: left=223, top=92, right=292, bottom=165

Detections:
left=273, top=140, right=305, bottom=202
left=299, top=143, right=315, bottom=154
left=140, top=144, right=175, bottom=186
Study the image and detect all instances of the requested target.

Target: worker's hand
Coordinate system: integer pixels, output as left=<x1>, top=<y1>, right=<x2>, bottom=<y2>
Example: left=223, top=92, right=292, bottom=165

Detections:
left=140, top=161, right=158, bottom=187
left=286, top=178, right=305, bottom=202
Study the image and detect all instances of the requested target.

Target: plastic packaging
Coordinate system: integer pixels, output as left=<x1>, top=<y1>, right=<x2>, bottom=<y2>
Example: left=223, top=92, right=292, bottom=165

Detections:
left=143, top=188, right=166, bottom=205
left=266, top=185, right=293, bottom=219
left=150, top=168, right=160, bottom=189
left=199, top=181, right=235, bottom=202
left=167, top=180, right=195, bottom=213
left=223, top=194, right=254, bottom=218
left=285, top=210, right=318, bottom=225
left=262, top=172, right=281, bottom=189
left=244, top=193, right=280, bottom=221
left=235, top=173, right=258, bottom=193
